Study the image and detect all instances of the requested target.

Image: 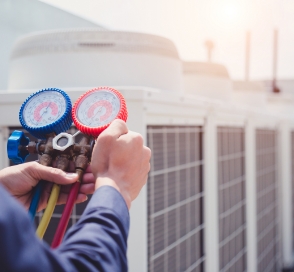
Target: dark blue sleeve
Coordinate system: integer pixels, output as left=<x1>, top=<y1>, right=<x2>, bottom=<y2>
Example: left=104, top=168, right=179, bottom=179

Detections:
left=0, top=184, right=129, bottom=272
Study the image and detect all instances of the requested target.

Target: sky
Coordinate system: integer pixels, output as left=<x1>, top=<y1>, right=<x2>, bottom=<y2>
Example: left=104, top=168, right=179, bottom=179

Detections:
left=40, top=0, right=294, bottom=81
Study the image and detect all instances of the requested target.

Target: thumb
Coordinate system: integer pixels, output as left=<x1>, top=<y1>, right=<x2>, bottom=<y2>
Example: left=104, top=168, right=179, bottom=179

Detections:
left=30, top=162, right=78, bottom=185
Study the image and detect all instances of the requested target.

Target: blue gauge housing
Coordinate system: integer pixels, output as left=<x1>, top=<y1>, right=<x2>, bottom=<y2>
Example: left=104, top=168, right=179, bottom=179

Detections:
left=19, top=88, right=72, bottom=139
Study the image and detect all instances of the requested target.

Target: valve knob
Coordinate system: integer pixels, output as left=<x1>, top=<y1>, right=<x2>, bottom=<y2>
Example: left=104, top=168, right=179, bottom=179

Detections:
left=7, top=130, right=30, bottom=164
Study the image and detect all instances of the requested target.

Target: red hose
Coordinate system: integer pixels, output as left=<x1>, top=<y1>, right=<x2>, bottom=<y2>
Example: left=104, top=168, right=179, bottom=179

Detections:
left=51, top=182, right=81, bottom=248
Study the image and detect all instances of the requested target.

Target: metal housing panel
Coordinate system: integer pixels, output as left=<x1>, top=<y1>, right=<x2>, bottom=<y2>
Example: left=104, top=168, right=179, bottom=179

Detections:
left=256, top=129, right=280, bottom=272
left=147, top=126, right=204, bottom=272
left=217, top=127, right=247, bottom=272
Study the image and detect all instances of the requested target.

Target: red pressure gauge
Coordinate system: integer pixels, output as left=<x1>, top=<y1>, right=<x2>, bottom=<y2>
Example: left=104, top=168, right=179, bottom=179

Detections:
left=72, top=87, right=128, bottom=137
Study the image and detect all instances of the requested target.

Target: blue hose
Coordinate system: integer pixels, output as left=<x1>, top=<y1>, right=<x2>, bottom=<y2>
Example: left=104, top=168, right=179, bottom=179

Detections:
left=29, top=180, right=45, bottom=220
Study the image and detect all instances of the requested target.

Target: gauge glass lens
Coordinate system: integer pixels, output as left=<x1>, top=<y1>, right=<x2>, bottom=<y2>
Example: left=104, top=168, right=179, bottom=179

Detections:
left=23, top=91, right=66, bottom=128
left=76, top=90, right=121, bottom=127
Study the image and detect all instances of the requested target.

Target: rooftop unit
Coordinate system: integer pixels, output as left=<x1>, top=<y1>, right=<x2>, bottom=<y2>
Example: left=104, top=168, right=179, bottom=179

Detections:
left=183, top=61, right=232, bottom=101
left=1, top=29, right=294, bottom=272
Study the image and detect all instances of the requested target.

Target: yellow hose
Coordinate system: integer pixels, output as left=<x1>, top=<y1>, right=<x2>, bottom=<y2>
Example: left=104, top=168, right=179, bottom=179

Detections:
left=36, top=184, right=60, bottom=239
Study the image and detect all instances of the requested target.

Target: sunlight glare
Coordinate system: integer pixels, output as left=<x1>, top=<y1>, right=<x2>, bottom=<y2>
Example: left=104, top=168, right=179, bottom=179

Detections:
left=210, top=1, right=250, bottom=32
left=222, top=4, right=239, bottom=21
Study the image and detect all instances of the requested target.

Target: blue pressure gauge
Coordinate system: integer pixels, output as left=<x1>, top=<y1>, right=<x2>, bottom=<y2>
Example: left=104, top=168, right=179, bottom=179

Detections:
left=19, top=88, right=72, bottom=139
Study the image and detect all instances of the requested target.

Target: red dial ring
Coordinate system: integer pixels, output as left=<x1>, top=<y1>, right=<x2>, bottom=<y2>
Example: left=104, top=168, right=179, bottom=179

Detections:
left=72, top=87, right=128, bottom=138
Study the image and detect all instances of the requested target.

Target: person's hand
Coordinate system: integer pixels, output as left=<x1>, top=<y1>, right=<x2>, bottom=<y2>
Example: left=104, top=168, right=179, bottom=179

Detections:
left=0, top=162, right=95, bottom=211
left=91, top=119, right=151, bottom=209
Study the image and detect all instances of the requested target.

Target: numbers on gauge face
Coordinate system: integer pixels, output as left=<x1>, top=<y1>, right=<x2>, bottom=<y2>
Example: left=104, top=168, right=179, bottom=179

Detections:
left=23, top=91, right=66, bottom=128
left=76, top=90, right=121, bottom=127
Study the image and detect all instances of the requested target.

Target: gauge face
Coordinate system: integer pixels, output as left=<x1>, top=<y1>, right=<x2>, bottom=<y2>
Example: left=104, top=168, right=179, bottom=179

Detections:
left=22, top=91, right=67, bottom=128
left=72, top=87, right=127, bottom=137
left=76, top=90, right=121, bottom=127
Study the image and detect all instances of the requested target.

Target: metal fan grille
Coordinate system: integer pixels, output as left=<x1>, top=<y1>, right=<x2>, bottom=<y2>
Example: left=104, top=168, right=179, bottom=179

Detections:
left=217, top=127, right=247, bottom=272
left=256, top=129, right=280, bottom=272
left=147, top=126, right=204, bottom=272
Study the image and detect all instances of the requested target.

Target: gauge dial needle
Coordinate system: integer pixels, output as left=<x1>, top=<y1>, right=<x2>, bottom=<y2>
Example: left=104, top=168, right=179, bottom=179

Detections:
left=37, top=102, right=51, bottom=122
left=89, top=106, right=103, bottom=126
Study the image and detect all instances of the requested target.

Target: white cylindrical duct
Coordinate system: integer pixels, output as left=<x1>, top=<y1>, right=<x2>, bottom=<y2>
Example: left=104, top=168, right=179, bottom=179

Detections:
left=183, top=61, right=232, bottom=100
left=8, top=29, right=183, bottom=93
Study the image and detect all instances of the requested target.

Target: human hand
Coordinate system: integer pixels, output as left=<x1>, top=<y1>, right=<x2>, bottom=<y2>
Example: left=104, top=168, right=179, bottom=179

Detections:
left=91, top=119, right=151, bottom=209
left=0, top=162, right=95, bottom=211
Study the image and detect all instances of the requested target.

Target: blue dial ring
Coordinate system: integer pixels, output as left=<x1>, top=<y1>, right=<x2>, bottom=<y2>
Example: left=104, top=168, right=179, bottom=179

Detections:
left=19, top=88, right=72, bottom=139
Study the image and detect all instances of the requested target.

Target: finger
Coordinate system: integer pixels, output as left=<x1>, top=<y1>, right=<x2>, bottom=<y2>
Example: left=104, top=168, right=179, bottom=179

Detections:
left=28, top=162, right=78, bottom=185
left=80, top=183, right=95, bottom=195
left=82, top=172, right=95, bottom=184
left=57, top=192, right=87, bottom=205
left=59, top=184, right=72, bottom=194
left=75, top=193, right=88, bottom=204
left=99, top=119, right=128, bottom=139
left=118, top=130, right=143, bottom=146
left=59, top=174, right=95, bottom=195
left=144, top=146, right=152, bottom=160
left=58, top=182, right=94, bottom=199
left=61, top=183, right=94, bottom=195
left=144, top=172, right=149, bottom=185
left=37, top=183, right=87, bottom=211
left=85, top=165, right=92, bottom=173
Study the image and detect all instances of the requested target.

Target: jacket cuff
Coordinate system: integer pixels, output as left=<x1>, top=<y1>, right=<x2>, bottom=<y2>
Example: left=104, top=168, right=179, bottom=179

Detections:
left=84, top=185, right=130, bottom=229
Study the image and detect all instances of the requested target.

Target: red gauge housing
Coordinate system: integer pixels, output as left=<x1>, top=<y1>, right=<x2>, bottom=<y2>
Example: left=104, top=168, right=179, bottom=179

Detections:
left=72, top=87, right=128, bottom=137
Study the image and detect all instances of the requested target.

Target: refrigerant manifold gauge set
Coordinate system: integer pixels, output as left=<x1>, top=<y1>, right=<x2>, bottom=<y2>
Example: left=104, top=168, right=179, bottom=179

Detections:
left=7, top=87, right=128, bottom=248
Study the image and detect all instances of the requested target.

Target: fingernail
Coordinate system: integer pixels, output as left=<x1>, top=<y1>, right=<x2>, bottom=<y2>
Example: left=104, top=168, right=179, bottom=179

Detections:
left=65, top=173, right=78, bottom=179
